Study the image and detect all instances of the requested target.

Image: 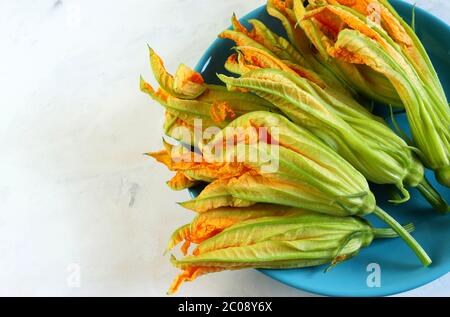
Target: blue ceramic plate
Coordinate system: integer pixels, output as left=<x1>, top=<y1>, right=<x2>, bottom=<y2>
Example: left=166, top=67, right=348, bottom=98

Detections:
left=191, top=0, right=450, bottom=296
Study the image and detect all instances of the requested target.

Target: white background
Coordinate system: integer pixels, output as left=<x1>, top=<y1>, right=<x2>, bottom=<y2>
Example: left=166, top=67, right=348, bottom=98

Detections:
left=0, top=0, right=448, bottom=296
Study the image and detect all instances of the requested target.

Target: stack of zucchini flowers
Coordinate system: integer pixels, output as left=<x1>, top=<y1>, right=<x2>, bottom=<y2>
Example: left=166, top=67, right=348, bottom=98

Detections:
left=141, top=0, right=449, bottom=294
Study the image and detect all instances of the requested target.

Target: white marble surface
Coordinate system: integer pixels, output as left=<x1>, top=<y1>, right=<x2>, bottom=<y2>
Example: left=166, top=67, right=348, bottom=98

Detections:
left=0, top=0, right=448, bottom=297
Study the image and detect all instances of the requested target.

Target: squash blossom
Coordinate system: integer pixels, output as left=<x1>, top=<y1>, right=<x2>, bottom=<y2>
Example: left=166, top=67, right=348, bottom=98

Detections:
left=149, top=111, right=431, bottom=266
left=266, top=0, right=402, bottom=107
left=165, top=204, right=306, bottom=255
left=166, top=207, right=415, bottom=294
left=220, top=13, right=353, bottom=98
left=218, top=14, right=447, bottom=211
left=293, top=0, right=450, bottom=187
left=148, top=139, right=254, bottom=191
left=140, top=48, right=276, bottom=145
left=219, top=68, right=448, bottom=211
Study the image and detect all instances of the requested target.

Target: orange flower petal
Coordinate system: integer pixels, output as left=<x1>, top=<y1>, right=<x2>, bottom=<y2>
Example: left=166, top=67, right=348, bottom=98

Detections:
left=167, top=172, right=197, bottom=191
left=167, top=265, right=225, bottom=295
left=210, top=101, right=236, bottom=124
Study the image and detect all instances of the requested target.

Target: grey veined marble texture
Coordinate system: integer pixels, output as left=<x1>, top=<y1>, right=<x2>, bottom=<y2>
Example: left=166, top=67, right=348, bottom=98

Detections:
left=0, top=0, right=448, bottom=297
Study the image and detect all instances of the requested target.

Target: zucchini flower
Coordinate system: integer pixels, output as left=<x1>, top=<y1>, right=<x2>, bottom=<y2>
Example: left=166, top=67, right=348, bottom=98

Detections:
left=148, top=139, right=252, bottom=191
left=167, top=208, right=415, bottom=294
left=294, top=0, right=450, bottom=187
left=149, top=111, right=431, bottom=266
left=219, top=68, right=448, bottom=211
left=218, top=14, right=447, bottom=208
left=220, top=13, right=352, bottom=97
left=140, top=48, right=276, bottom=144
left=266, top=0, right=402, bottom=107
left=165, top=204, right=306, bottom=255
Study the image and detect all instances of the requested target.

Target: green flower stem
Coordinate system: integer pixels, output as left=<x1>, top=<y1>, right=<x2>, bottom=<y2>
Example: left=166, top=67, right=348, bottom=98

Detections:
left=416, top=177, right=449, bottom=213
left=373, top=223, right=415, bottom=239
left=436, top=167, right=450, bottom=188
left=374, top=207, right=432, bottom=266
